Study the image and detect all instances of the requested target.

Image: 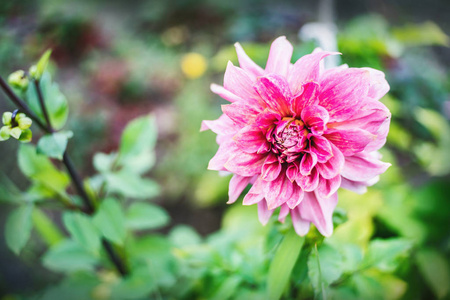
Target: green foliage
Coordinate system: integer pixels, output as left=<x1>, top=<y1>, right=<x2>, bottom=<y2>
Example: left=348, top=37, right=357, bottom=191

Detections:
left=29, top=49, right=52, bottom=80
left=26, top=71, right=69, bottom=130
left=308, top=243, right=344, bottom=297
left=18, top=144, right=71, bottom=199
left=104, top=170, right=160, bottom=200
left=118, top=114, right=157, bottom=170
left=5, top=204, right=34, bottom=254
left=63, top=211, right=101, bottom=254
left=93, top=198, right=126, bottom=245
left=37, top=131, right=73, bottom=160
left=416, top=248, right=450, bottom=299
left=268, top=228, right=305, bottom=300
left=126, top=202, right=170, bottom=230
left=42, top=239, right=99, bottom=272
left=360, top=238, right=412, bottom=272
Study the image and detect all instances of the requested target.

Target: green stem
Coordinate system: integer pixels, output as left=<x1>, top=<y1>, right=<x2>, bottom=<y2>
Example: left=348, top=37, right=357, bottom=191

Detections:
left=33, top=79, right=53, bottom=133
left=267, top=228, right=305, bottom=300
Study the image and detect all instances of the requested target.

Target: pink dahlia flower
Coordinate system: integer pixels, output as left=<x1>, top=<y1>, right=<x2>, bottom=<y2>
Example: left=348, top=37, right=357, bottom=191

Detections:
left=202, top=36, right=391, bottom=237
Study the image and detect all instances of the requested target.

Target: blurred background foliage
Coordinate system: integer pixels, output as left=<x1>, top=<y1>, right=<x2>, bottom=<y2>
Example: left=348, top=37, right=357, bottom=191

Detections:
left=0, top=0, right=449, bottom=299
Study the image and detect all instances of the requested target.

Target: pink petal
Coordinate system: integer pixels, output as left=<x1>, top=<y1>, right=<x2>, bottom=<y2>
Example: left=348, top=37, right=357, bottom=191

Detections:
left=228, top=175, right=252, bottom=204
left=327, top=100, right=391, bottom=135
left=323, top=128, right=375, bottom=156
left=254, top=74, right=292, bottom=116
left=224, top=149, right=266, bottom=177
left=288, top=50, right=340, bottom=94
left=234, top=125, right=268, bottom=154
left=278, top=204, right=290, bottom=223
left=300, top=152, right=318, bottom=176
left=316, top=143, right=344, bottom=179
left=365, top=112, right=390, bottom=152
left=261, top=153, right=282, bottom=181
left=340, top=177, right=372, bottom=194
left=257, top=200, right=274, bottom=225
left=224, top=61, right=259, bottom=100
left=298, top=191, right=338, bottom=237
left=291, top=207, right=311, bottom=236
left=263, top=172, right=294, bottom=210
left=362, top=67, right=390, bottom=101
left=222, top=103, right=259, bottom=127
left=318, top=68, right=371, bottom=122
left=317, top=175, right=341, bottom=199
left=234, top=42, right=264, bottom=80
left=208, top=139, right=238, bottom=171
left=341, top=152, right=391, bottom=182
left=301, top=105, right=330, bottom=135
left=296, top=167, right=320, bottom=192
left=286, top=183, right=305, bottom=209
left=210, top=83, right=243, bottom=103
left=255, top=110, right=281, bottom=128
left=309, top=135, right=333, bottom=163
left=265, top=36, right=293, bottom=77
left=286, top=161, right=300, bottom=182
left=291, top=82, right=319, bottom=117
left=201, top=114, right=239, bottom=136
left=243, top=177, right=265, bottom=205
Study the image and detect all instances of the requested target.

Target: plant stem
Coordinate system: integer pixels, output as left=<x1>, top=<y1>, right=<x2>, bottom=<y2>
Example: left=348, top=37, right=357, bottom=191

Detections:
left=102, top=239, right=128, bottom=276
left=62, top=152, right=95, bottom=214
left=0, top=75, right=129, bottom=276
left=33, top=79, right=53, bottom=132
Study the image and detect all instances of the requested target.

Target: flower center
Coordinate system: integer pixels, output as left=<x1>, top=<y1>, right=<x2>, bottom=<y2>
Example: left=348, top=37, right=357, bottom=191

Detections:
left=269, top=117, right=309, bottom=163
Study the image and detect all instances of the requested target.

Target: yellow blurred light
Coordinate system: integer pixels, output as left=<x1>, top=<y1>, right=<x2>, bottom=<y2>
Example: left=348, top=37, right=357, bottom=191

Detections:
left=181, top=53, right=207, bottom=79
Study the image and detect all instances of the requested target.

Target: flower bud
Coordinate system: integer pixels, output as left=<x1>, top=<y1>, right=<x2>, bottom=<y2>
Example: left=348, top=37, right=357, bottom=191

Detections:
left=0, top=126, right=11, bottom=141
left=15, top=113, right=26, bottom=121
left=18, top=129, right=32, bottom=143
left=18, top=117, right=32, bottom=130
left=2, top=112, right=12, bottom=125
left=8, top=70, right=29, bottom=90
left=10, top=127, right=22, bottom=139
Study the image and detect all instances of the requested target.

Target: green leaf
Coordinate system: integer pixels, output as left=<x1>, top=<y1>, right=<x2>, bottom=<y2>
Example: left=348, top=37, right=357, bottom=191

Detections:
left=105, top=171, right=159, bottom=199
left=18, top=144, right=70, bottom=197
left=169, top=225, right=201, bottom=247
left=37, top=131, right=73, bottom=160
left=308, top=243, right=344, bottom=297
left=416, top=248, right=450, bottom=299
left=30, top=49, right=52, bottom=80
left=210, top=276, right=242, bottom=300
left=118, top=115, right=157, bottom=163
left=32, top=208, right=64, bottom=246
left=42, top=239, right=98, bottom=272
left=93, top=198, right=126, bottom=245
left=93, top=152, right=118, bottom=173
left=39, top=272, right=100, bottom=300
left=111, top=263, right=157, bottom=300
left=5, top=204, right=34, bottom=254
left=63, top=211, right=101, bottom=254
left=126, top=202, right=169, bottom=230
left=18, top=143, right=56, bottom=176
left=25, top=72, right=69, bottom=130
left=267, top=228, right=305, bottom=300
left=360, top=238, right=412, bottom=272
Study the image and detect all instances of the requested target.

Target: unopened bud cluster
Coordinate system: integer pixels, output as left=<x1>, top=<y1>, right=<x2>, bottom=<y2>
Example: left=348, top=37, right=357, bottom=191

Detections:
left=0, top=111, right=32, bottom=142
